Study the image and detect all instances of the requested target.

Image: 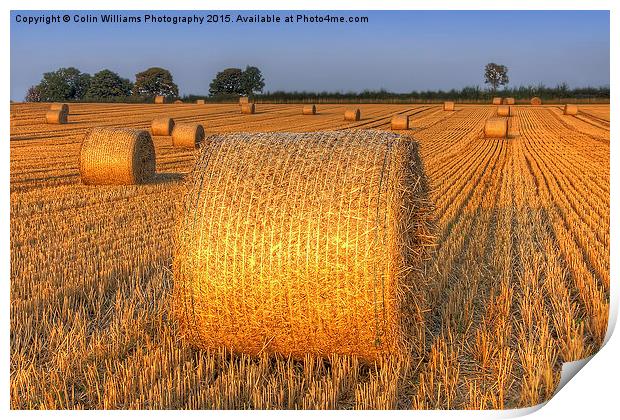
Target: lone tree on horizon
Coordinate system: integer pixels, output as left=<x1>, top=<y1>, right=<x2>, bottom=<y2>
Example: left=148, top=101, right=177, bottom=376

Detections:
left=484, top=63, right=509, bottom=91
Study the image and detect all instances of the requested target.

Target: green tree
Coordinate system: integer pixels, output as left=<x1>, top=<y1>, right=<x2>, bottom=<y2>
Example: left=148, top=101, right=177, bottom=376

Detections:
left=25, top=85, right=41, bottom=102
left=36, top=67, right=91, bottom=101
left=484, top=63, right=509, bottom=91
left=209, top=68, right=243, bottom=95
left=84, top=69, right=133, bottom=100
left=239, top=66, right=265, bottom=95
left=133, top=67, right=178, bottom=98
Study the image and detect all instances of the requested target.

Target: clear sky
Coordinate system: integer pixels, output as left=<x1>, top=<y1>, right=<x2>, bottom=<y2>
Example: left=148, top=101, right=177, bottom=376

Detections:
left=10, top=10, right=609, bottom=100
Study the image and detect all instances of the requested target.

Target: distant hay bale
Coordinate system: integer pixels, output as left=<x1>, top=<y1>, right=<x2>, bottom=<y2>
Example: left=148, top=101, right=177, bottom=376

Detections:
left=196, top=99, right=205, bottom=105
left=391, top=115, right=409, bottom=130
left=172, top=123, right=205, bottom=148
left=484, top=118, right=508, bottom=138
left=155, top=95, right=165, bottom=104
left=564, top=104, right=578, bottom=115
left=45, top=110, right=67, bottom=124
left=302, top=105, right=317, bottom=115
left=492, top=97, right=502, bottom=105
left=49, top=103, right=69, bottom=114
left=241, top=103, right=256, bottom=114
left=173, top=131, right=433, bottom=362
left=344, top=108, right=361, bottom=121
left=174, top=100, right=184, bottom=104
left=530, top=97, right=542, bottom=106
left=496, top=105, right=512, bottom=117
left=79, top=127, right=155, bottom=185
left=151, top=117, right=175, bottom=136
left=239, top=96, right=249, bottom=105
left=443, top=101, right=455, bottom=111
left=503, top=97, right=515, bottom=105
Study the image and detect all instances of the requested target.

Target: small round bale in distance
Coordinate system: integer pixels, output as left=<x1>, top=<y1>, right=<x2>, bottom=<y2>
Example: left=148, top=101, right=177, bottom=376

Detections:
left=503, top=97, right=515, bottom=105
left=45, top=110, right=67, bottom=124
left=344, top=108, right=361, bottom=121
left=492, top=97, right=502, bottom=105
left=391, top=115, right=409, bottom=130
left=496, top=105, right=512, bottom=117
left=239, top=96, right=249, bottom=105
left=174, top=100, right=184, bottom=104
left=444, top=101, right=455, bottom=111
left=173, top=131, right=433, bottom=362
left=172, top=123, right=205, bottom=149
left=151, top=117, right=175, bottom=136
left=484, top=118, right=508, bottom=138
left=155, top=95, right=165, bottom=104
left=196, top=99, right=205, bottom=105
left=564, top=104, right=578, bottom=115
left=302, top=105, right=317, bottom=115
left=241, top=103, right=256, bottom=114
left=50, top=103, right=69, bottom=114
left=531, top=97, right=542, bottom=106
left=80, top=128, right=155, bottom=185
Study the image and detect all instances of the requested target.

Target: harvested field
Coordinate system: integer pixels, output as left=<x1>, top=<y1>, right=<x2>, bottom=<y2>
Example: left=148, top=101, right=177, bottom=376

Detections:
left=10, top=102, right=610, bottom=409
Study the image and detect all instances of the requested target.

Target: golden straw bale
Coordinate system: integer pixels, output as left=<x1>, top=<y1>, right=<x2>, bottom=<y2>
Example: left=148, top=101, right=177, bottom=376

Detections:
left=530, top=97, right=542, bottom=106
left=196, top=99, right=205, bottom=105
left=155, top=95, right=165, bottom=104
left=344, top=108, right=361, bottom=121
left=241, top=103, right=256, bottom=114
left=239, top=96, right=249, bottom=105
left=492, top=97, right=502, bottom=105
left=45, top=110, right=67, bottom=124
left=302, top=105, right=317, bottom=115
left=503, top=97, right=515, bottom=105
left=484, top=118, right=508, bottom=138
left=79, top=128, right=155, bottom=185
left=443, top=101, right=455, bottom=111
left=151, top=117, right=175, bottom=136
left=564, top=104, right=578, bottom=115
left=173, top=131, right=433, bottom=363
left=496, top=105, right=512, bottom=117
left=172, top=123, right=205, bottom=149
left=49, top=103, right=69, bottom=114
left=174, top=100, right=184, bottom=104
left=391, top=115, right=409, bottom=130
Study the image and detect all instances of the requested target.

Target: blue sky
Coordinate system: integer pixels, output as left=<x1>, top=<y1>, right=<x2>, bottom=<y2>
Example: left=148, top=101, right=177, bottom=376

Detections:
left=10, top=10, right=609, bottom=100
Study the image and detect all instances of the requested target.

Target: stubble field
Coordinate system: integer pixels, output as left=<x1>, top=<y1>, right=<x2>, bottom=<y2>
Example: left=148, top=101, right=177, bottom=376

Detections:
left=9, top=102, right=610, bottom=409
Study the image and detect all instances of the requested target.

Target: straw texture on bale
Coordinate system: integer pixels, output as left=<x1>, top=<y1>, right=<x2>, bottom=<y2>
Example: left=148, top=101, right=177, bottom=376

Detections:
left=239, top=96, right=249, bottom=105
left=530, top=97, right=542, bottom=106
left=344, top=108, right=361, bottom=121
left=564, top=104, right=578, bottom=115
left=496, top=105, right=512, bottom=117
left=151, top=117, right=175, bottom=136
left=492, top=97, right=502, bottom=105
left=49, top=103, right=69, bottom=114
left=155, top=95, right=165, bottom=104
left=503, top=97, right=515, bottom=105
left=79, top=128, right=155, bottom=185
left=302, top=105, right=317, bottom=115
left=443, top=101, right=455, bottom=111
left=45, top=110, right=67, bottom=124
left=196, top=99, right=205, bottom=105
left=173, top=131, right=433, bottom=363
left=172, top=123, right=205, bottom=149
left=391, top=115, right=409, bottom=130
left=484, top=118, right=508, bottom=138
left=241, top=103, right=256, bottom=114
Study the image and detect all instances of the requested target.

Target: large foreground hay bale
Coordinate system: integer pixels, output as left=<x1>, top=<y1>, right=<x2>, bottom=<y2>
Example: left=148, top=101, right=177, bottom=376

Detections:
left=484, top=118, right=508, bottom=138
left=443, top=101, right=455, bottom=111
left=391, top=115, right=409, bottom=130
left=564, top=104, right=578, bottom=115
left=172, top=123, right=205, bottom=148
left=530, top=97, right=542, bottom=106
left=492, top=97, right=502, bottom=105
left=45, top=110, right=67, bottom=124
left=344, top=108, right=361, bottom=121
left=496, top=105, right=512, bottom=117
left=302, top=105, right=317, bottom=115
left=151, top=117, right=175, bottom=136
left=241, top=103, right=256, bottom=114
left=50, top=103, right=69, bottom=114
left=239, top=96, right=249, bottom=105
left=503, top=97, right=515, bottom=105
left=173, top=131, right=433, bottom=362
left=196, top=99, right=205, bottom=105
left=79, top=128, right=155, bottom=185
left=155, top=95, right=165, bottom=104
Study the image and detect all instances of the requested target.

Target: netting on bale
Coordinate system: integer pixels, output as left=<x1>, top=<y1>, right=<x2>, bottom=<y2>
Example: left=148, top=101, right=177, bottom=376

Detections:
left=173, top=130, right=434, bottom=363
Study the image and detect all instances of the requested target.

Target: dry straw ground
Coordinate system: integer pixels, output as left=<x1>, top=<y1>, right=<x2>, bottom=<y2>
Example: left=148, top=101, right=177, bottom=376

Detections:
left=10, top=102, right=609, bottom=409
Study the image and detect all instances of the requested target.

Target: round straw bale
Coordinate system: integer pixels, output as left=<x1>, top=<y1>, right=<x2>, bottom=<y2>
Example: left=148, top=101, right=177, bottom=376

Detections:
left=503, top=97, right=515, bottom=105
left=496, top=105, right=512, bottom=117
left=492, top=97, right=502, bottom=105
left=172, top=123, right=205, bottom=148
left=50, top=103, right=69, bottom=114
left=564, top=104, right=578, bottom=115
left=174, top=100, right=184, bottom=104
left=239, top=96, right=249, bottom=105
left=151, top=117, right=175, bottom=136
left=391, top=115, right=409, bottom=130
left=79, top=128, right=155, bottom=185
left=173, top=131, right=433, bottom=363
left=443, top=101, right=455, bottom=111
left=484, top=118, right=508, bottom=138
left=241, top=103, right=256, bottom=114
left=45, top=110, right=67, bottom=124
left=530, top=97, right=542, bottom=106
left=155, top=95, right=165, bottom=104
left=344, top=108, right=361, bottom=121
left=196, top=99, right=205, bottom=105
left=302, top=105, right=317, bottom=115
